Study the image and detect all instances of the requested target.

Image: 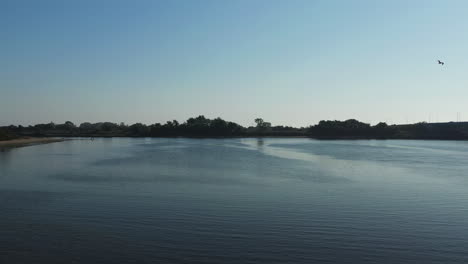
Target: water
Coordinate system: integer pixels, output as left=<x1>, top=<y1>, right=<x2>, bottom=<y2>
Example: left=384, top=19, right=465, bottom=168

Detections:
left=1, top=138, right=468, bottom=263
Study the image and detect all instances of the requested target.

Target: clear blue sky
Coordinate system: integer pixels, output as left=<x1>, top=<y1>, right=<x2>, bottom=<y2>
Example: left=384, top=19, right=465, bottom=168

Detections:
left=1, top=0, right=467, bottom=127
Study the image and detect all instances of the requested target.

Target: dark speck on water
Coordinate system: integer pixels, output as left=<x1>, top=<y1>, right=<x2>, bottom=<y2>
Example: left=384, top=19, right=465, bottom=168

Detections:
left=1, top=138, right=468, bottom=263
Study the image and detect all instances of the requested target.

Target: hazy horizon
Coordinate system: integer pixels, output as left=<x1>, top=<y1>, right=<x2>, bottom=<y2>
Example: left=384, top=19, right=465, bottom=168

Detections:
left=2, top=0, right=468, bottom=127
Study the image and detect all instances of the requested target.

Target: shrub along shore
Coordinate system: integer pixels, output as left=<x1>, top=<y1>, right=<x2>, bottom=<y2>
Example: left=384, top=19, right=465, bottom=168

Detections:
left=2, top=116, right=468, bottom=141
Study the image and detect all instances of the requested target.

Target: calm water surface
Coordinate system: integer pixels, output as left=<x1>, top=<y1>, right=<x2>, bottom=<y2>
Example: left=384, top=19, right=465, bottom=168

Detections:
left=1, top=138, right=468, bottom=263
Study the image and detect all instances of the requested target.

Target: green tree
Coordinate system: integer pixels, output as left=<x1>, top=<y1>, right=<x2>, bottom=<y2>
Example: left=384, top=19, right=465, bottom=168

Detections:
left=254, top=118, right=271, bottom=132
left=254, top=118, right=264, bottom=128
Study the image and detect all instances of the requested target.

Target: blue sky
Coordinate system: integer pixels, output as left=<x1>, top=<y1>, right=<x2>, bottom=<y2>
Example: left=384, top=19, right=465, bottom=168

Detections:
left=1, top=0, right=467, bottom=126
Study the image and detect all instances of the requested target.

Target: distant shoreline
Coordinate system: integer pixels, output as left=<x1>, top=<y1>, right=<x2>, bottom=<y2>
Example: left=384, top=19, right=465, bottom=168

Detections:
left=0, top=137, right=66, bottom=150
left=2, top=117, right=468, bottom=141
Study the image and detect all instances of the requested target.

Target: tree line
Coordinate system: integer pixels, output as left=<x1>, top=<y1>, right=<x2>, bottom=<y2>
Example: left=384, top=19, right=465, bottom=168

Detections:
left=1, top=116, right=468, bottom=140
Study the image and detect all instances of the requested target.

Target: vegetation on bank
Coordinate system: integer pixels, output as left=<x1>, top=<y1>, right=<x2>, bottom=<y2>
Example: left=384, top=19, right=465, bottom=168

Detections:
left=309, top=119, right=468, bottom=139
left=0, top=128, right=19, bottom=141
left=2, top=116, right=468, bottom=140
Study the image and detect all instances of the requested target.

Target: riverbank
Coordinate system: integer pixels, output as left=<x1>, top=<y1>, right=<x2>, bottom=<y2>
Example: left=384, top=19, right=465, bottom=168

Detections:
left=3, top=119, right=468, bottom=140
left=0, top=137, right=65, bottom=150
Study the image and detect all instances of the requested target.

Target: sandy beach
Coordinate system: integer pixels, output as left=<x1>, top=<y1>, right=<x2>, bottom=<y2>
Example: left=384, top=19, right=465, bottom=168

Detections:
left=0, top=137, right=65, bottom=149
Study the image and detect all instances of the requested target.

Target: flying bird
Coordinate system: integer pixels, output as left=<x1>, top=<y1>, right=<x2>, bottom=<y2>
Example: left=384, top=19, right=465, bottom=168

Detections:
left=438, top=60, right=445, bottom=65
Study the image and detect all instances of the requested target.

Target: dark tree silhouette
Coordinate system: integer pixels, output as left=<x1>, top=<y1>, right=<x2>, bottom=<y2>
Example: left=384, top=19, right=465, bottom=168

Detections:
left=2, top=117, right=468, bottom=140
